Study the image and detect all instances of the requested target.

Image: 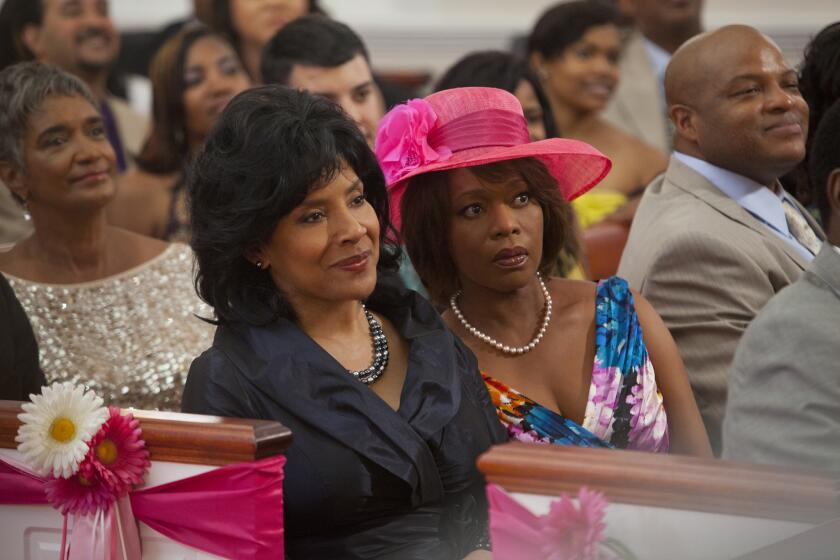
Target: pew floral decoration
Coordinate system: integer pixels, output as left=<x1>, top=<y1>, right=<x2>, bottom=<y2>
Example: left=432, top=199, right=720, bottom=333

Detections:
left=15, top=382, right=150, bottom=514
left=488, top=484, right=638, bottom=560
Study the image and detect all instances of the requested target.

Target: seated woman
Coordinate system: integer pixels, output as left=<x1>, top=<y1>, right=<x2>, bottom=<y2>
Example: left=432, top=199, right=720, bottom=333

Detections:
left=436, top=50, right=585, bottom=279
left=0, top=62, right=213, bottom=411
left=109, top=25, right=251, bottom=242
left=528, top=1, right=668, bottom=228
left=182, top=86, right=505, bottom=559
left=375, top=86, right=711, bottom=456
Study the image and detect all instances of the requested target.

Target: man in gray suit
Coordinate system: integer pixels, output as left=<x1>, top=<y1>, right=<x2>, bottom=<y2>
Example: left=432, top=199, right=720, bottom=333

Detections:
left=723, top=100, right=840, bottom=472
left=617, top=25, right=824, bottom=454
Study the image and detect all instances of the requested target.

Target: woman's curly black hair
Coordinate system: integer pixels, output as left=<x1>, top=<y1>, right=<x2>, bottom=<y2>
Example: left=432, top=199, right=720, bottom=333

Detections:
left=188, top=85, right=400, bottom=326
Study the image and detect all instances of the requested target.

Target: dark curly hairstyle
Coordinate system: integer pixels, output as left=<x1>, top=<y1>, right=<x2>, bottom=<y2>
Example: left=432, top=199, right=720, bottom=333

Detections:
left=808, top=99, right=840, bottom=229
left=401, top=158, right=573, bottom=304
left=189, top=85, right=400, bottom=326
left=796, top=22, right=840, bottom=204
left=435, top=50, right=559, bottom=139
left=527, top=0, right=619, bottom=59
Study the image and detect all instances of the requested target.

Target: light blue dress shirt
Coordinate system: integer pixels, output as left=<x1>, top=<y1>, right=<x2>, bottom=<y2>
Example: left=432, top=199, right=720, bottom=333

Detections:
left=674, top=152, right=816, bottom=263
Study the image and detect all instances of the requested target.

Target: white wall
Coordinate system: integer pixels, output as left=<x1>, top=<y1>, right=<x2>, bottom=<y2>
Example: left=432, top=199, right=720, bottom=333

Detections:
left=105, top=1, right=840, bottom=75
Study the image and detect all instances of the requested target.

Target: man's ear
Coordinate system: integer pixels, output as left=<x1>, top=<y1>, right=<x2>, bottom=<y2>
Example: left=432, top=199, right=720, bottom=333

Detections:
left=20, top=24, right=45, bottom=59
left=0, top=162, right=28, bottom=204
left=669, top=104, right=700, bottom=144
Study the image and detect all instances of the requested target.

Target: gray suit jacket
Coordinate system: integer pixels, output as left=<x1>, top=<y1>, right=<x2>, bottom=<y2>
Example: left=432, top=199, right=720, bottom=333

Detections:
left=602, top=31, right=670, bottom=153
left=617, top=156, right=824, bottom=453
left=722, top=244, right=840, bottom=472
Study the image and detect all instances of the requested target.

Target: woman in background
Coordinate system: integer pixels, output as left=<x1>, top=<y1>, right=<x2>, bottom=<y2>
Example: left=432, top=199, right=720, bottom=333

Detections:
left=110, top=25, right=251, bottom=241
left=0, top=62, right=212, bottom=410
left=210, top=0, right=323, bottom=81
left=528, top=1, right=667, bottom=229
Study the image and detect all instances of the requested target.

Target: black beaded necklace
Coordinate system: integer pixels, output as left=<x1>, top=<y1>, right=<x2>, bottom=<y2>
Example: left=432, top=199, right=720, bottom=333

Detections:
left=347, top=306, right=389, bottom=385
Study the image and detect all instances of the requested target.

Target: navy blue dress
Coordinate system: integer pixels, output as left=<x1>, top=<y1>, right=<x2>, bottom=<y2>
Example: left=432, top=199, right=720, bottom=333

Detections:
left=182, top=278, right=506, bottom=559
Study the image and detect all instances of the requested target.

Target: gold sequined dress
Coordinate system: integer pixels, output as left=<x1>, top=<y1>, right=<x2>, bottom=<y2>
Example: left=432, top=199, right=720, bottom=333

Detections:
left=7, top=243, right=214, bottom=410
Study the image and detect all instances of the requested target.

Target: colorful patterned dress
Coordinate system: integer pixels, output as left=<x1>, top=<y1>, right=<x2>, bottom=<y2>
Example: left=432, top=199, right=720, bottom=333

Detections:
left=482, top=277, right=669, bottom=452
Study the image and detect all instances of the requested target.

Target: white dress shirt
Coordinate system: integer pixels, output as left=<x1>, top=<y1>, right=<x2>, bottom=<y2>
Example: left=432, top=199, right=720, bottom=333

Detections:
left=674, top=152, right=816, bottom=262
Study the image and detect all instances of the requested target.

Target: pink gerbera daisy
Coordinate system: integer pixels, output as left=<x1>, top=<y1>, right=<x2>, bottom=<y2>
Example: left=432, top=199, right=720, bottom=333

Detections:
left=539, top=487, right=608, bottom=560
left=44, top=469, right=116, bottom=516
left=84, top=407, right=150, bottom=495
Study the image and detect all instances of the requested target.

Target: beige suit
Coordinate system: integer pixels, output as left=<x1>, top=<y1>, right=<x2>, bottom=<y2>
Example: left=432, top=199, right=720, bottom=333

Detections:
left=617, top=156, right=824, bottom=454
left=603, top=31, right=670, bottom=153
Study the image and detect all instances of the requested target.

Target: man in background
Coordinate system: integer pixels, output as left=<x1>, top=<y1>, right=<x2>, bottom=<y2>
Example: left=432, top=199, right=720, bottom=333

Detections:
left=261, top=15, right=385, bottom=148
left=604, top=0, right=703, bottom=152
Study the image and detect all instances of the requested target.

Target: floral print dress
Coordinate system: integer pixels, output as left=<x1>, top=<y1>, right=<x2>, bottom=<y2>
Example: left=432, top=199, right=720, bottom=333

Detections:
left=482, top=277, right=669, bottom=452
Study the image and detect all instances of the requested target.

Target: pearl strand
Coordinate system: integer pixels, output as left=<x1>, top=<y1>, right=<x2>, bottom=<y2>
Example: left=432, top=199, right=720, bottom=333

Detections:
left=449, top=274, right=552, bottom=355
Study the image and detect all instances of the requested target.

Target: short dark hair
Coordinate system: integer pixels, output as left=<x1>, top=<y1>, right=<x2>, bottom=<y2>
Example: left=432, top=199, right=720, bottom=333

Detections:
left=401, top=158, right=573, bottom=304
left=808, top=99, right=840, bottom=228
left=261, top=15, right=369, bottom=85
left=435, top=50, right=559, bottom=138
left=528, top=0, right=619, bottom=59
left=189, top=85, right=400, bottom=325
left=136, top=25, right=224, bottom=174
left=0, top=0, right=42, bottom=71
left=795, top=22, right=840, bottom=203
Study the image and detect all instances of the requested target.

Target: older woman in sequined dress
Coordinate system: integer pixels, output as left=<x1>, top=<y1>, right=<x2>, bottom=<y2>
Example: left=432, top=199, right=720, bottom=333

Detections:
left=0, top=62, right=212, bottom=410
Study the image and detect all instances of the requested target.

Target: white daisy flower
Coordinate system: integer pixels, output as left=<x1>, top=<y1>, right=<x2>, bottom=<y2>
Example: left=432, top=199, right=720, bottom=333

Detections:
left=15, top=382, right=109, bottom=478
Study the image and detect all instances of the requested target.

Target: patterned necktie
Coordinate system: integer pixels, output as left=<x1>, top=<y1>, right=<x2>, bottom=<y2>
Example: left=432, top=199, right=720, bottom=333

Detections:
left=782, top=199, right=822, bottom=255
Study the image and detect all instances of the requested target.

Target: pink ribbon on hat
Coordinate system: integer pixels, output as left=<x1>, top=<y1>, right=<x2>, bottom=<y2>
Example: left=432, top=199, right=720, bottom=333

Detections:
left=375, top=99, right=531, bottom=186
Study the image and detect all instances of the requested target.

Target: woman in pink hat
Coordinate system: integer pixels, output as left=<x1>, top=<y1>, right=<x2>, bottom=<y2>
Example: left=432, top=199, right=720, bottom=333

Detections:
left=376, top=87, right=711, bottom=456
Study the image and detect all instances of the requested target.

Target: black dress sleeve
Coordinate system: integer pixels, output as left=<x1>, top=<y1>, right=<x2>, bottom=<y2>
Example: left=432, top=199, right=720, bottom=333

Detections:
left=0, top=273, right=44, bottom=400
left=181, top=348, right=255, bottom=418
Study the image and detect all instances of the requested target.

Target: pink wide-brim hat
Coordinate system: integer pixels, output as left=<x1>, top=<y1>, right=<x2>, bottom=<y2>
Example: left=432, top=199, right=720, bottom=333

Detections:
left=374, top=86, right=612, bottom=232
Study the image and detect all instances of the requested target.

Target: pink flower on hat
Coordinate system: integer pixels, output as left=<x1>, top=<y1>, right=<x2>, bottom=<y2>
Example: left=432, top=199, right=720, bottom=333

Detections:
left=375, top=98, right=452, bottom=185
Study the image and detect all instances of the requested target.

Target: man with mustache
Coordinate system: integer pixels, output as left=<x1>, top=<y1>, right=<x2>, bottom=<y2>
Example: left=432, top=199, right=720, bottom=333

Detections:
left=9, top=0, right=148, bottom=172
left=618, top=25, right=824, bottom=455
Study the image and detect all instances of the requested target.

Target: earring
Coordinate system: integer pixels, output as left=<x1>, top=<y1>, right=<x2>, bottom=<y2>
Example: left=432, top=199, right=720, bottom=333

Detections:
left=21, top=198, right=31, bottom=221
left=255, top=260, right=267, bottom=270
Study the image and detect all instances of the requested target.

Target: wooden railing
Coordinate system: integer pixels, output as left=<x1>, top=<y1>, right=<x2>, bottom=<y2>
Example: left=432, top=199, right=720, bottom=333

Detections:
left=0, top=400, right=292, bottom=466
left=478, top=442, right=840, bottom=523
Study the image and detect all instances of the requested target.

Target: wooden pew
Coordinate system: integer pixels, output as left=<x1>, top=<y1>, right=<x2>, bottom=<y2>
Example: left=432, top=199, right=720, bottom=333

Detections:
left=478, top=442, right=840, bottom=560
left=0, top=400, right=292, bottom=559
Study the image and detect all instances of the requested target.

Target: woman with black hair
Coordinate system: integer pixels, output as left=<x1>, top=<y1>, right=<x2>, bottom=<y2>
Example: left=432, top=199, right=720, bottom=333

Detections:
left=181, top=85, right=505, bottom=560
left=210, top=0, right=323, bottom=81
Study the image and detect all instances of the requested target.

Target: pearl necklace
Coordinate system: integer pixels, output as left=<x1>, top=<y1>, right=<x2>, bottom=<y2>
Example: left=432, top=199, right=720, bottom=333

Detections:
left=347, top=306, right=389, bottom=385
left=450, top=273, right=553, bottom=355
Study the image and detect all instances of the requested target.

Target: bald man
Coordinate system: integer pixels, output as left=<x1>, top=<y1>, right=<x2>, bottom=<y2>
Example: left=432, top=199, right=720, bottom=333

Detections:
left=617, top=25, right=825, bottom=454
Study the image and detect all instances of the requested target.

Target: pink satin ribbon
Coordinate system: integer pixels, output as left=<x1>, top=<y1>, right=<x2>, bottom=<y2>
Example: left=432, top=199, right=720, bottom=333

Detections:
left=0, top=455, right=285, bottom=560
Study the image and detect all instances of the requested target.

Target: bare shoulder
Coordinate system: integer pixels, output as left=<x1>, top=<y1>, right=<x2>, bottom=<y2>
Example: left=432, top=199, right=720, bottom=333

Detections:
left=546, top=277, right=597, bottom=317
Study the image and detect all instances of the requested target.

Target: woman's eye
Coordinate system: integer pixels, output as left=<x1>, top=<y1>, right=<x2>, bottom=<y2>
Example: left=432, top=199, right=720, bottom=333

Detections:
left=350, top=194, right=366, bottom=207
left=301, top=211, right=325, bottom=223
left=44, top=136, right=66, bottom=148
left=512, top=193, right=530, bottom=207
left=460, top=204, right=483, bottom=218
left=90, top=126, right=106, bottom=138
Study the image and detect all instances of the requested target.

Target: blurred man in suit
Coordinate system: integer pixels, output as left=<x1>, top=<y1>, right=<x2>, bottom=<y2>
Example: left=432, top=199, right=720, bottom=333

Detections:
left=604, top=0, right=703, bottom=152
left=723, top=99, right=840, bottom=472
left=618, top=25, right=824, bottom=454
